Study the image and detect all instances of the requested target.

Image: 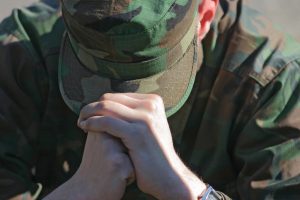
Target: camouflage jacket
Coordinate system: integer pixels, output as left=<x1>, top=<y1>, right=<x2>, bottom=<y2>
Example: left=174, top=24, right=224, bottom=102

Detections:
left=1, top=0, right=300, bottom=199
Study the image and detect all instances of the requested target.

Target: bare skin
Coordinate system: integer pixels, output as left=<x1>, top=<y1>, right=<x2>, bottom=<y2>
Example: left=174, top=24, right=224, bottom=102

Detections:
left=43, top=132, right=134, bottom=200
left=12, top=0, right=219, bottom=199
left=78, top=93, right=207, bottom=200
left=74, top=0, right=219, bottom=198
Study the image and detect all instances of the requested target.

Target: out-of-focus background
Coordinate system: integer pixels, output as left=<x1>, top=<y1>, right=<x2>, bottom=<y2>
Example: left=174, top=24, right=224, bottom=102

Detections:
left=0, top=0, right=299, bottom=39
left=0, top=0, right=35, bottom=18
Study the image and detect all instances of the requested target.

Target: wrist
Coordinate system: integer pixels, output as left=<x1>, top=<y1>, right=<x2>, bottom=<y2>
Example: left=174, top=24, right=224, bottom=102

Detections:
left=180, top=170, right=207, bottom=200
left=70, top=172, right=103, bottom=199
left=157, top=154, right=206, bottom=200
left=66, top=175, right=96, bottom=200
left=157, top=173, right=206, bottom=200
left=175, top=155, right=207, bottom=200
left=71, top=169, right=127, bottom=200
left=43, top=176, right=93, bottom=200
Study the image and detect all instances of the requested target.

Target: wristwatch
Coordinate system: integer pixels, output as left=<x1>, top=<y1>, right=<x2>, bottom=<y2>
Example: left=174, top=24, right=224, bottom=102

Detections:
left=199, top=186, right=223, bottom=200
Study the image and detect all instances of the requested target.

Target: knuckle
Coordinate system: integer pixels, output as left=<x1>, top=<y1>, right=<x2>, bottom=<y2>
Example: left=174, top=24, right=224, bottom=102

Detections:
left=142, top=100, right=157, bottom=112
left=149, top=94, right=163, bottom=105
left=97, top=101, right=109, bottom=111
left=100, top=93, right=113, bottom=101
left=95, top=102, right=103, bottom=111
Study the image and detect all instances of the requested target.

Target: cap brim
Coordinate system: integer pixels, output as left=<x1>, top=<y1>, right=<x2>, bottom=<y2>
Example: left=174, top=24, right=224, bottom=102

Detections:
left=58, top=33, right=201, bottom=117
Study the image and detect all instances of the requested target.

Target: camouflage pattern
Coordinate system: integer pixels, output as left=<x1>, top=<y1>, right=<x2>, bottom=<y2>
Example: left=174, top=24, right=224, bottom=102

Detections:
left=62, top=0, right=201, bottom=64
left=59, top=33, right=200, bottom=117
left=0, top=0, right=300, bottom=200
left=59, top=0, right=201, bottom=117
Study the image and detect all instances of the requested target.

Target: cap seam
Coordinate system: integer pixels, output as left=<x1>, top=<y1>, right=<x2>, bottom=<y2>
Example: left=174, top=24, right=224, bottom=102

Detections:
left=69, top=35, right=196, bottom=80
left=69, top=12, right=197, bottom=64
left=62, top=0, right=198, bottom=38
left=68, top=17, right=197, bottom=80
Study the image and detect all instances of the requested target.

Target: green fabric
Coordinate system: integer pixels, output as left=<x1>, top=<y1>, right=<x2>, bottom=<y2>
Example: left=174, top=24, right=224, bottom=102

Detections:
left=66, top=15, right=196, bottom=80
left=62, top=0, right=201, bottom=62
left=60, top=0, right=201, bottom=117
left=1, top=1, right=300, bottom=200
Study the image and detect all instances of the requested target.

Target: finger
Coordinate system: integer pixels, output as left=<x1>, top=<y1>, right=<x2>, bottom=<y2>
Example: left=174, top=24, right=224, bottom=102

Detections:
left=89, top=132, right=127, bottom=153
left=123, top=93, right=165, bottom=110
left=100, top=93, right=141, bottom=109
left=122, top=93, right=153, bottom=100
left=83, top=132, right=126, bottom=157
left=80, top=115, right=134, bottom=142
left=78, top=100, right=143, bottom=124
left=101, top=93, right=160, bottom=113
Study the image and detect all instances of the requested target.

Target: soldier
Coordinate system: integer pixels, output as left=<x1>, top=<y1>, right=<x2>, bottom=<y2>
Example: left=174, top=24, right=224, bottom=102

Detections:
left=1, top=0, right=300, bottom=199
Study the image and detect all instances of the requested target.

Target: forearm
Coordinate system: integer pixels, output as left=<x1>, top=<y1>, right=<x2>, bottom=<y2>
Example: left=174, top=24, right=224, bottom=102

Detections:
left=161, top=173, right=206, bottom=200
left=43, top=172, right=127, bottom=200
left=149, top=152, right=206, bottom=200
left=42, top=177, right=87, bottom=200
left=43, top=133, right=130, bottom=200
left=156, top=154, right=231, bottom=200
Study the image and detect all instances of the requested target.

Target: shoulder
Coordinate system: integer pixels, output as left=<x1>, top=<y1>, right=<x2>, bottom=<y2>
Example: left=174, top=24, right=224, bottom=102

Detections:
left=204, top=0, right=300, bottom=87
left=0, top=3, right=65, bottom=107
left=0, top=2, right=65, bottom=63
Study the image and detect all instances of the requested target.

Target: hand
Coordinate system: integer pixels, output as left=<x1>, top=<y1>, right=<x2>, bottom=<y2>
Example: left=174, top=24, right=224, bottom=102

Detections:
left=43, top=131, right=134, bottom=200
left=78, top=93, right=206, bottom=200
left=71, top=132, right=135, bottom=200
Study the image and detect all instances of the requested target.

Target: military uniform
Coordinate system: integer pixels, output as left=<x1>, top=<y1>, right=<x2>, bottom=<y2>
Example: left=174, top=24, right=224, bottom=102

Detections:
left=0, top=0, right=300, bottom=199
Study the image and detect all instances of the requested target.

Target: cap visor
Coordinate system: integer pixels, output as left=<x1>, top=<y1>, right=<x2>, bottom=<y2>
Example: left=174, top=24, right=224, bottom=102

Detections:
left=58, top=33, right=199, bottom=117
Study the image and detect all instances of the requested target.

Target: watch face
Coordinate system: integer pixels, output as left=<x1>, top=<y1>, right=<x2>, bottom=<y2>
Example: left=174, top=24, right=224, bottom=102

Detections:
left=207, top=190, right=221, bottom=200
left=202, top=186, right=222, bottom=200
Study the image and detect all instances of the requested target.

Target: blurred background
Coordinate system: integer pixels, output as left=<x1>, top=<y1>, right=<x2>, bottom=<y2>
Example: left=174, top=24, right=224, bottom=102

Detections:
left=0, top=0, right=299, bottom=39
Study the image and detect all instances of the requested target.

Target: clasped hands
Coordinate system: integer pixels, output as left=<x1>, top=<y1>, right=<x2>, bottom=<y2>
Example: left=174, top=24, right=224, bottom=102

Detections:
left=75, top=93, right=206, bottom=200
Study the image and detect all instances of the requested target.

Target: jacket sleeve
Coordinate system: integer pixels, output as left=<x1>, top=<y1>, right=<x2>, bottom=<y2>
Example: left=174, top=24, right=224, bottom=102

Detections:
left=0, top=26, right=47, bottom=199
left=234, top=59, right=300, bottom=199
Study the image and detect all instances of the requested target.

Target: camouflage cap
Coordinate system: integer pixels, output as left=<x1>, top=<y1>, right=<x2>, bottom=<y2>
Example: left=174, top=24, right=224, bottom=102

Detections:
left=59, top=0, right=203, bottom=117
